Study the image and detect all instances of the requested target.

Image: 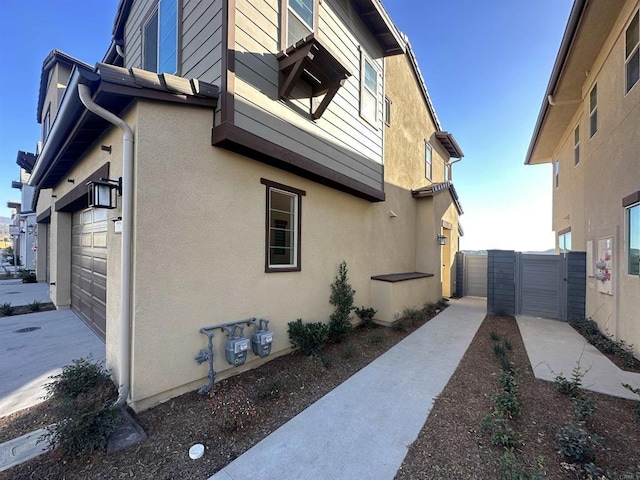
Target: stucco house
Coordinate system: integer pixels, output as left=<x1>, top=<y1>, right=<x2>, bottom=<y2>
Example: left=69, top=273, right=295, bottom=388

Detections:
left=7, top=151, right=38, bottom=272
left=28, top=0, right=464, bottom=411
left=525, top=0, right=639, bottom=357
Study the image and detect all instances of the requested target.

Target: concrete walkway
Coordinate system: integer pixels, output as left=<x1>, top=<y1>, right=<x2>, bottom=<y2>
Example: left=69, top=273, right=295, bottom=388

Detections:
left=0, top=279, right=51, bottom=307
left=0, top=309, right=106, bottom=418
left=209, top=296, right=487, bottom=480
left=517, top=315, right=640, bottom=400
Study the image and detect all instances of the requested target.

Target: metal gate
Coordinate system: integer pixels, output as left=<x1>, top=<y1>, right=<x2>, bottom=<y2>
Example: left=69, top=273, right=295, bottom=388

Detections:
left=516, top=254, right=565, bottom=320
left=464, top=255, right=488, bottom=297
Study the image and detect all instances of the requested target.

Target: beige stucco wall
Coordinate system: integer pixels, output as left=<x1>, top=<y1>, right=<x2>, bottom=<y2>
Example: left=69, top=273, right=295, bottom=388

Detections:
left=547, top=1, right=640, bottom=357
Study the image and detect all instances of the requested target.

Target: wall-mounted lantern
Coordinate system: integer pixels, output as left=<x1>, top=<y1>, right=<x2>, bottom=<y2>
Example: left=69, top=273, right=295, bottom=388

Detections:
left=87, top=177, right=122, bottom=209
left=437, top=234, right=447, bottom=246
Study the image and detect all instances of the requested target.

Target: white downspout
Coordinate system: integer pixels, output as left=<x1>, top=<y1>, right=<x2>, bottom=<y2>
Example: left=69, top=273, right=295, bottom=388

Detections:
left=78, top=84, right=133, bottom=408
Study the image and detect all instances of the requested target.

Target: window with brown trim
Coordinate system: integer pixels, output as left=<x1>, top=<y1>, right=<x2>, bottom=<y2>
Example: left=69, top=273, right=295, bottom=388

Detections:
left=425, top=141, right=432, bottom=180
left=574, top=125, right=580, bottom=165
left=143, top=0, right=178, bottom=74
left=261, top=179, right=305, bottom=272
left=283, top=0, right=318, bottom=48
left=625, top=11, right=639, bottom=94
left=589, top=84, right=597, bottom=138
left=360, top=49, right=380, bottom=125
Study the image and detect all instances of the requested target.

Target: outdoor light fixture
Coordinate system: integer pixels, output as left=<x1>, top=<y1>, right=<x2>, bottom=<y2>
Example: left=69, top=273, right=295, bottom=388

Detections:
left=87, top=177, right=122, bottom=209
left=437, top=234, right=447, bottom=246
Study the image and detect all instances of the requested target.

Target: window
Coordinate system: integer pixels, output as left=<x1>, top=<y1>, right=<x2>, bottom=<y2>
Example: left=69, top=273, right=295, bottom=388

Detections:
left=589, top=84, right=597, bottom=138
left=43, top=107, right=51, bottom=143
left=425, top=142, right=433, bottom=180
left=554, top=160, right=559, bottom=188
left=261, top=179, right=305, bottom=272
left=628, top=203, right=639, bottom=275
left=626, top=11, right=639, bottom=94
left=574, top=125, right=580, bottom=165
left=444, top=161, right=450, bottom=182
left=384, top=96, right=391, bottom=126
left=287, top=0, right=314, bottom=47
left=360, top=51, right=379, bottom=125
left=559, top=230, right=572, bottom=253
left=143, top=0, right=178, bottom=74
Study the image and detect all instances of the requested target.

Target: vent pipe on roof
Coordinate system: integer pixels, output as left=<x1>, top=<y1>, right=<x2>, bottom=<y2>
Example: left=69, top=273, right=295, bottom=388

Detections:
left=78, top=84, right=134, bottom=409
left=547, top=95, right=581, bottom=106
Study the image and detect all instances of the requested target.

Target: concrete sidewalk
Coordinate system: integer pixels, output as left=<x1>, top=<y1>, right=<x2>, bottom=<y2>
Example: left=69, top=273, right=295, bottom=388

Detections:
left=209, top=296, right=486, bottom=480
left=517, top=315, right=640, bottom=400
left=0, top=309, right=105, bottom=418
left=0, top=279, right=51, bottom=307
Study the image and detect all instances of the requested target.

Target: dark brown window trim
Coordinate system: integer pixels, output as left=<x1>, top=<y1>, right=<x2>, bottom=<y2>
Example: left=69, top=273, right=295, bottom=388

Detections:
left=220, top=0, right=235, bottom=124
left=622, top=191, right=640, bottom=207
left=261, top=178, right=306, bottom=273
left=36, top=207, right=52, bottom=224
left=558, top=226, right=571, bottom=236
left=55, top=163, right=110, bottom=213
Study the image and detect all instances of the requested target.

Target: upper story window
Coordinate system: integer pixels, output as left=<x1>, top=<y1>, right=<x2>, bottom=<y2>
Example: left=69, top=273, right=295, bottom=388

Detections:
left=626, top=196, right=639, bottom=276
left=626, top=11, right=639, bottom=94
left=261, top=178, right=305, bottom=272
left=287, top=0, right=315, bottom=47
left=425, top=142, right=433, bottom=180
left=574, top=125, right=580, bottom=165
left=360, top=51, right=379, bottom=125
left=384, top=96, right=391, bottom=126
left=559, top=229, right=572, bottom=254
left=444, top=161, right=450, bottom=182
left=554, top=160, right=559, bottom=188
left=43, top=107, right=51, bottom=143
left=589, top=84, right=597, bottom=138
left=143, top=0, right=178, bottom=74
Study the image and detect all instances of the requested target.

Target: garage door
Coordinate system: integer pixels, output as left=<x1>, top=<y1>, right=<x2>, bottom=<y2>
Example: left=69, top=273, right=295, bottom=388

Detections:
left=71, top=208, right=108, bottom=339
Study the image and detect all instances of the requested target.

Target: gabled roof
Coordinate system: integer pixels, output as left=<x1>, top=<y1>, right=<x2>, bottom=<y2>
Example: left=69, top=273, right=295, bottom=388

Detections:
left=404, top=37, right=464, bottom=159
left=16, top=151, right=37, bottom=173
left=29, top=60, right=219, bottom=202
left=412, top=181, right=464, bottom=215
left=525, top=0, right=625, bottom=165
left=36, top=50, right=92, bottom=122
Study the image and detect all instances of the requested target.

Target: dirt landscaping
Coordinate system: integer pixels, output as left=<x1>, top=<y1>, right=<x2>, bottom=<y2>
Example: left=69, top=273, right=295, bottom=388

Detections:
left=0, top=302, right=56, bottom=317
left=1, top=310, right=639, bottom=480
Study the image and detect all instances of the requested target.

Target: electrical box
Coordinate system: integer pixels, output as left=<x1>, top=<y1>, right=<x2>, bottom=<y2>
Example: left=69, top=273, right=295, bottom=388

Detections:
left=251, top=318, right=274, bottom=358
left=224, top=325, right=250, bottom=367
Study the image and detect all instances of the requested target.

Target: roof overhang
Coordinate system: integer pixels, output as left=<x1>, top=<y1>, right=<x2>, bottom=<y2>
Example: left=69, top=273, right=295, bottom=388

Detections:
left=29, top=61, right=219, bottom=206
left=351, top=0, right=405, bottom=56
left=435, top=131, right=464, bottom=159
left=7, top=201, right=21, bottom=210
left=16, top=151, right=37, bottom=173
left=525, top=0, right=625, bottom=165
left=412, top=181, right=463, bottom=215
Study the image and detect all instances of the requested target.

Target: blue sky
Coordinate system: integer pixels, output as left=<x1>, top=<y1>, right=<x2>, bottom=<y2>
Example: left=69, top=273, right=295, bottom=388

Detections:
left=0, top=0, right=573, bottom=251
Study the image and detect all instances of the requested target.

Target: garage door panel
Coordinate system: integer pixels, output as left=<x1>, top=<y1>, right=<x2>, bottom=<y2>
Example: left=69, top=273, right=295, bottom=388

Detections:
left=71, top=207, right=107, bottom=340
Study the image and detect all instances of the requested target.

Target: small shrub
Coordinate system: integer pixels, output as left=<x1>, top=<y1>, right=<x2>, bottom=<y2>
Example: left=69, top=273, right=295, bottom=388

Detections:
left=422, top=302, right=438, bottom=315
left=401, top=306, right=423, bottom=325
left=437, top=298, right=449, bottom=309
left=21, top=269, right=37, bottom=283
left=622, top=383, right=640, bottom=420
left=209, top=383, right=258, bottom=430
left=554, top=361, right=589, bottom=397
left=258, top=380, right=284, bottom=400
left=570, top=317, right=640, bottom=370
left=0, top=302, right=14, bottom=316
left=370, top=332, right=384, bottom=344
left=354, top=306, right=377, bottom=328
left=556, top=421, right=601, bottom=464
left=498, top=369, right=519, bottom=396
left=391, top=319, right=405, bottom=331
left=29, top=300, right=42, bottom=312
left=493, top=391, right=521, bottom=419
left=328, top=261, right=355, bottom=343
left=571, top=395, right=597, bottom=421
left=287, top=319, right=329, bottom=356
left=481, top=414, right=521, bottom=449
left=490, top=331, right=500, bottom=342
left=503, top=339, right=513, bottom=351
left=499, top=449, right=546, bottom=480
left=341, top=342, right=356, bottom=359
left=42, top=358, right=121, bottom=458
left=494, top=343, right=507, bottom=359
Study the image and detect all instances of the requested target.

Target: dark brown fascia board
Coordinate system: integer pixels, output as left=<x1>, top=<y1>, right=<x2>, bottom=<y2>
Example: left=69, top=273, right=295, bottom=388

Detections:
left=36, top=207, right=52, bottom=224
left=212, top=122, right=385, bottom=202
left=622, top=191, right=640, bottom=207
left=55, top=163, right=110, bottom=213
left=97, top=82, right=218, bottom=108
left=524, top=0, right=587, bottom=165
left=371, top=272, right=434, bottom=282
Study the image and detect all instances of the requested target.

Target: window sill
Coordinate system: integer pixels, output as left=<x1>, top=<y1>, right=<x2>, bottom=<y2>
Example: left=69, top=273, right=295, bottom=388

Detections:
left=265, top=266, right=301, bottom=273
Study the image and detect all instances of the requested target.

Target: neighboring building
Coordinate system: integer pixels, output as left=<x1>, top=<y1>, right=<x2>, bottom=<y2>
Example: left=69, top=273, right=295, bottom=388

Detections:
left=28, top=0, right=464, bottom=411
left=8, top=151, right=38, bottom=271
left=526, top=0, right=640, bottom=357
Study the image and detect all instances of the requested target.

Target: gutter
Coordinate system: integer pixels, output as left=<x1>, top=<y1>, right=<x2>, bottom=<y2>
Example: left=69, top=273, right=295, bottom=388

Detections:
left=78, top=84, right=134, bottom=408
left=524, top=0, right=587, bottom=165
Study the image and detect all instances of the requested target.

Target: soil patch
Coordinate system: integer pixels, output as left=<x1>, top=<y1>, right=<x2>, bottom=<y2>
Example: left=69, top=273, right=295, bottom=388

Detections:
left=0, top=302, right=56, bottom=318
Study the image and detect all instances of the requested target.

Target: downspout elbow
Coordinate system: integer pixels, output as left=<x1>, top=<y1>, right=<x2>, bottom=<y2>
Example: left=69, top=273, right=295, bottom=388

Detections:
left=547, top=95, right=581, bottom=106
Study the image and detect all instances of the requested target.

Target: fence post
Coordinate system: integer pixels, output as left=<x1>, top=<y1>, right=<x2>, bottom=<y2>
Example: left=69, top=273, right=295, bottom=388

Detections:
left=487, top=250, right=516, bottom=315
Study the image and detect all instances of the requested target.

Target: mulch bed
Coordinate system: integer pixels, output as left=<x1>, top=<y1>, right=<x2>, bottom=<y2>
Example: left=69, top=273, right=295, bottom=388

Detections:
left=0, top=302, right=56, bottom=317
left=2, top=311, right=639, bottom=479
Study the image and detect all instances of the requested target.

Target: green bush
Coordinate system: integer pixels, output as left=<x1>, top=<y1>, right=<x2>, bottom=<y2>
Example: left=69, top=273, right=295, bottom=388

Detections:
left=391, top=319, right=406, bottom=331
left=328, top=261, right=355, bottom=343
left=21, top=269, right=37, bottom=283
left=489, top=331, right=500, bottom=342
left=287, top=319, right=329, bottom=356
left=370, top=332, right=384, bottom=344
left=341, top=343, right=356, bottom=359
left=42, top=358, right=121, bottom=458
left=480, top=413, right=521, bottom=449
left=0, top=302, right=14, bottom=316
left=354, top=306, right=377, bottom=328
left=622, top=383, right=640, bottom=421
left=401, top=306, right=423, bottom=325
left=570, top=317, right=640, bottom=369
left=29, top=300, right=42, bottom=312
left=556, top=421, right=601, bottom=464
left=554, top=361, right=589, bottom=397
left=571, top=395, right=597, bottom=421
left=209, top=382, right=258, bottom=430
left=499, top=449, right=546, bottom=480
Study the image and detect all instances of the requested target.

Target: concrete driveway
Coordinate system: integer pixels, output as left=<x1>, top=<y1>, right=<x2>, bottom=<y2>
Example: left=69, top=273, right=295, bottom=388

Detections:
left=0, top=279, right=51, bottom=307
left=0, top=309, right=105, bottom=418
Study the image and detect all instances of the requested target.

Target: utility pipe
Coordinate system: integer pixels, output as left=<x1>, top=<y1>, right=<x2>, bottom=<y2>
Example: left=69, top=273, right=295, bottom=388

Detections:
left=78, top=84, right=134, bottom=408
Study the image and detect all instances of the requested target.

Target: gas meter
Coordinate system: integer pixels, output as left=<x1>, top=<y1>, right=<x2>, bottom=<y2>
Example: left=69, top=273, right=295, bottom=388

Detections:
left=251, top=318, right=274, bottom=358
left=224, top=324, right=250, bottom=366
